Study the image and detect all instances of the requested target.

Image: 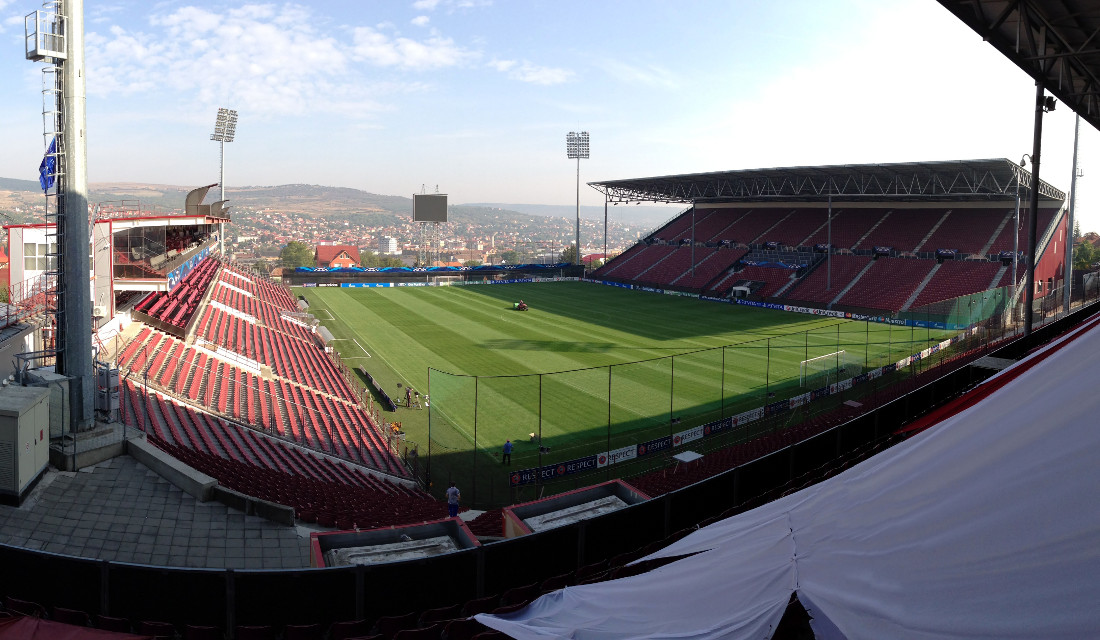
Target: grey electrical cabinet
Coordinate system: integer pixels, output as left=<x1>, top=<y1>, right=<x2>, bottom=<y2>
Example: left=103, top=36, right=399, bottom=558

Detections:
left=0, top=385, right=50, bottom=504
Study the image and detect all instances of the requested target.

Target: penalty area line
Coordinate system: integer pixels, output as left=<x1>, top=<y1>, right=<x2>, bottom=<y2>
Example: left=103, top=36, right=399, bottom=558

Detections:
left=353, top=338, right=371, bottom=357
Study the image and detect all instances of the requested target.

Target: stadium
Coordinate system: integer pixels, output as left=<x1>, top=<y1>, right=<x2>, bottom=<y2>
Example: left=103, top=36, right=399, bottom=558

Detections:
left=2, top=1, right=1100, bottom=639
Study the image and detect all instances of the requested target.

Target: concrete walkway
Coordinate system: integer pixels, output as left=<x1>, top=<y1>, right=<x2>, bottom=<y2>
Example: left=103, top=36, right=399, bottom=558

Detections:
left=0, top=456, right=311, bottom=569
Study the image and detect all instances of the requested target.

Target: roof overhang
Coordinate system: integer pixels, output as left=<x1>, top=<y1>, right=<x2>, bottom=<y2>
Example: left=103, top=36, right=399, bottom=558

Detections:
left=589, top=159, right=1065, bottom=204
left=938, top=0, right=1100, bottom=133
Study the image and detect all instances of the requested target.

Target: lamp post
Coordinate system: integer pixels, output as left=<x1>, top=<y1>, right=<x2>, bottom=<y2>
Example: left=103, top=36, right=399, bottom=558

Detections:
left=210, top=107, right=238, bottom=257
left=1065, top=114, right=1081, bottom=314
left=566, top=131, right=589, bottom=267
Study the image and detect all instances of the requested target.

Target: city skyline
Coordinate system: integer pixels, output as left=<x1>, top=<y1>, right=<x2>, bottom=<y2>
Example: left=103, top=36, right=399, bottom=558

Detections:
left=0, top=1, right=1097, bottom=230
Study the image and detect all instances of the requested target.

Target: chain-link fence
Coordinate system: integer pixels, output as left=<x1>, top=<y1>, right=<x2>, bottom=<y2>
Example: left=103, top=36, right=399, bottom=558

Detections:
left=424, top=313, right=970, bottom=508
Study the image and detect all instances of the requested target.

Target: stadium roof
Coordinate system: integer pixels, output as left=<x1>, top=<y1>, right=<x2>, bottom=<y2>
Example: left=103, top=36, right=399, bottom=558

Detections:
left=939, top=0, right=1100, bottom=134
left=588, top=159, right=1065, bottom=204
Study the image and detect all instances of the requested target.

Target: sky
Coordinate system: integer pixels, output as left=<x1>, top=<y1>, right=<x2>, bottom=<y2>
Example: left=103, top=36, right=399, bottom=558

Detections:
left=1, top=0, right=1099, bottom=231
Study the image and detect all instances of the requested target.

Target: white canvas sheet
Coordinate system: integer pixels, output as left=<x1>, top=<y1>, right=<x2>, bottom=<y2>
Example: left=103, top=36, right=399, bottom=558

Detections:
left=480, top=314, right=1100, bottom=639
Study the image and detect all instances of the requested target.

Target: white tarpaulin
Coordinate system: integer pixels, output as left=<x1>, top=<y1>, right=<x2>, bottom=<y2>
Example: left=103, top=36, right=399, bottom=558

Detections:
left=479, top=314, right=1100, bottom=639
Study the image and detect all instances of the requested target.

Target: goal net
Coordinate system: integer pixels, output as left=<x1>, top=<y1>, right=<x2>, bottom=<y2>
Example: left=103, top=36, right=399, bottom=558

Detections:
left=799, top=350, right=861, bottom=388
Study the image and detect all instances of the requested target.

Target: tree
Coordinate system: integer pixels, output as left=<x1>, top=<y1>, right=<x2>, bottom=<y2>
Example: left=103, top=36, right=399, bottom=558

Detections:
left=1074, top=240, right=1100, bottom=271
left=1074, top=219, right=1081, bottom=241
left=464, top=260, right=482, bottom=267
left=253, top=258, right=272, bottom=275
left=361, top=251, right=405, bottom=268
left=559, top=244, right=578, bottom=265
left=499, top=250, right=519, bottom=265
left=280, top=241, right=314, bottom=269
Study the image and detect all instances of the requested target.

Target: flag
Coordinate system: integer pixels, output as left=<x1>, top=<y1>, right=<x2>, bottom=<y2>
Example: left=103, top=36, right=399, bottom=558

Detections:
left=38, top=137, right=57, bottom=192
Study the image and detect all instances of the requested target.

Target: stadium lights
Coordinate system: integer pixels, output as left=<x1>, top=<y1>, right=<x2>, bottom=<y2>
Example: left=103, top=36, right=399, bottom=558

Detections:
left=211, top=107, right=238, bottom=257
left=567, top=131, right=589, bottom=266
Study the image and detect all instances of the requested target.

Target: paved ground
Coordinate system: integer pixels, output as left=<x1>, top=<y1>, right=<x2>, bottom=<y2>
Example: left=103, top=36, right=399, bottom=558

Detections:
left=0, top=455, right=313, bottom=569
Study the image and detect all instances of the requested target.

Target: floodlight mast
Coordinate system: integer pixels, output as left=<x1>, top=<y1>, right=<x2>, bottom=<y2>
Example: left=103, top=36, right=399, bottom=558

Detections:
left=210, top=107, right=237, bottom=257
left=566, top=131, right=589, bottom=266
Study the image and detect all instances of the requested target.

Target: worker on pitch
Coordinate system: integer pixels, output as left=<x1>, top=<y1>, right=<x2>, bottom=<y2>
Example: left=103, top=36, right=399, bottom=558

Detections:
left=502, top=439, right=513, bottom=465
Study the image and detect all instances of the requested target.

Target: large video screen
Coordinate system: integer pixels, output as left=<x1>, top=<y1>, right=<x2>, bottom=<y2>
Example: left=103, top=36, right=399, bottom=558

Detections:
left=413, top=194, right=448, bottom=222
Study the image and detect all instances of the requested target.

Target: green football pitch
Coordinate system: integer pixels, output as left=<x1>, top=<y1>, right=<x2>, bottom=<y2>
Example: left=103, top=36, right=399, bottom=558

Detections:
left=299, top=281, right=953, bottom=478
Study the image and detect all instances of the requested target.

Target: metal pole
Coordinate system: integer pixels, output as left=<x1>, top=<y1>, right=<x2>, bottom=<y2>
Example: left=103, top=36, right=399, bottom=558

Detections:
left=720, top=346, right=725, bottom=418
left=472, top=377, right=477, bottom=506
left=537, top=374, right=543, bottom=488
left=1064, top=114, right=1080, bottom=314
left=1013, top=183, right=1020, bottom=289
left=669, top=356, right=675, bottom=433
left=61, top=0, right=94, bottom=432
left=603, top=194, right=608, bottom=268
left=606, top=365, right=612, bottom=480
left=826, top=193, right=833, bottom=290
left=575, top=157, right=581, bottom=266
left=1024, top=82, right=1046, bottom=336
left=219, top=139, right=225, bottom=257
left=764, top=338, right=771, bottom=399
left=691, top=202, right=696, bottom=277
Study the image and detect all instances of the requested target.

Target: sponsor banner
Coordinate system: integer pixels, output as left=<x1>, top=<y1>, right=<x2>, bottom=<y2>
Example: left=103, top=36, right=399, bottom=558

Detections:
left=939, top=339, right=951, bottom=350
left=789, top=392, right=811, bottom=409
left=735, top=299, right=787, bottom=311
left=673, top=425, right=705, bottom=447
left=867, top=367, right=883, bottom=380
left=853, top=373, right=869, bottom=386
left=510, top=454, right=600, bottom=487
left=319, top=283, right=339, bottom=287
left=882, top=362, right=897, bottom=374
left=302, top=283, right=317, bottom=287
left=765, top=400, right=789, bottom=415
left=732, top=407, right=763, bottom=426
left=342, top=282, right=393, bottom=287
left=829, top=378, right=853, bottom=394
left=663, top=289, right=701, bottom=299
left=700, top=295, right=732, bottom=303
left=703, top=417, right=733, bottom=437
left=636, top=435, right=673, bottom=457
left=920, top=348, right=932, bottom=359
left=896, top=356, right=911, bottom=369
left=638, top=286, right=664, bottom=294
left=603, top=445, right=636, bottom=467
left=397, top=282, right=429, bottom=287
left=810, top=386, right=830, bottom=400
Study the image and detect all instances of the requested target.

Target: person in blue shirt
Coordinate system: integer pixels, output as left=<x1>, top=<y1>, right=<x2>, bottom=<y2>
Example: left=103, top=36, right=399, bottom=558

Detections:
left=502, top=439, right=513, bottom=465
left=446, top=482, right=461, bottom=518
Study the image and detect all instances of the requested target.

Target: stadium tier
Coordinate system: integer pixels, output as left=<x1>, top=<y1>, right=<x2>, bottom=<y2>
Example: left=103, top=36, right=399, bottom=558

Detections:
left=119, top=380, right=440, bottom=529
left=594, top=202, right=1065, bottom=314
left=119, top=258, right=411, bottom=497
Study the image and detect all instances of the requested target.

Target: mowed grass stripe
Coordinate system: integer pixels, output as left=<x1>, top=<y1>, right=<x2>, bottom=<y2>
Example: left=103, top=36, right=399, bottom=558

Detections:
left=300, top=282, right=954, bottom=458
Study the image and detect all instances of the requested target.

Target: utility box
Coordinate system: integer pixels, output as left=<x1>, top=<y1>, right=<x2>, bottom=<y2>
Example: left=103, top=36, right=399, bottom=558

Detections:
left=0, top=385, right=51, bottom=505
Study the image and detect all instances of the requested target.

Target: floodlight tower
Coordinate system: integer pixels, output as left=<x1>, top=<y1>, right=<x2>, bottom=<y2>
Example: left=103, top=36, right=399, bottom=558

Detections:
left=566, top=131, right=589, bottom=266
left=210, top=107, right=237, bottom=257
left=25, top=0, right=94, bottom=432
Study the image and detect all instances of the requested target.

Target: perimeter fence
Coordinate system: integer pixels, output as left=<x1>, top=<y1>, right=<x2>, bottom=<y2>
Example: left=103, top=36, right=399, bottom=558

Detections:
left=424, top=284, right=1043, bottom=508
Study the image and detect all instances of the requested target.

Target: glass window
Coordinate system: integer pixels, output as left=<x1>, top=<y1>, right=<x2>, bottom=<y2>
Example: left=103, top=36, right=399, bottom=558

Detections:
left=25, top=257, right=36, bottom=270
left=38, top=257, right=48, bottom=270
left=25, top=243, right=37, bottom=257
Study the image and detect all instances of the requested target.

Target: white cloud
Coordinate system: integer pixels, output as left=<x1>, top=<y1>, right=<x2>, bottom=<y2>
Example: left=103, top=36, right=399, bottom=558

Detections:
left=598, top=59, right=679, bottom=90
left=491, top=60, right=573, bottom=85
left=352, top=26, right=477, bottom=70
left=83, top=4, right=393, bottom=119
left=412, top=0, right=491, bottom=12
left=411, top=15, right=430, bottom=27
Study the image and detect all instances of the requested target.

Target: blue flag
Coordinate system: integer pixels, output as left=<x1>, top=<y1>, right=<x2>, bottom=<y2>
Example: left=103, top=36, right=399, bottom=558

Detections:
left=38, top=137, right=57, bottom=192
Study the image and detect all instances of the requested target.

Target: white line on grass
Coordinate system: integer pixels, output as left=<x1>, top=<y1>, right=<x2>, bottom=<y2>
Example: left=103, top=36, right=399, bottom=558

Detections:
left=353, top=338, right=371, bottom=357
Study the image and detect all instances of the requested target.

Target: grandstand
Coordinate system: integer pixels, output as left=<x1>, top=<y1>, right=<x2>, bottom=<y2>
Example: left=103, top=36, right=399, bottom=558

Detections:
left=592, top=171, right=1067, bottom=317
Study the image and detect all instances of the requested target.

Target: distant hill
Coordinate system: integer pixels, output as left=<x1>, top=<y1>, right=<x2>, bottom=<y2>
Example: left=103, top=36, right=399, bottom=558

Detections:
left=464, top=202, right=683, bottom=226
left=0, top=177, right=41, bottom=192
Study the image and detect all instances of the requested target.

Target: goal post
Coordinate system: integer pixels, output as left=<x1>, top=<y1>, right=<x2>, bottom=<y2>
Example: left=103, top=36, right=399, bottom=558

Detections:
left=799, top=350, right=861, bottom=388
